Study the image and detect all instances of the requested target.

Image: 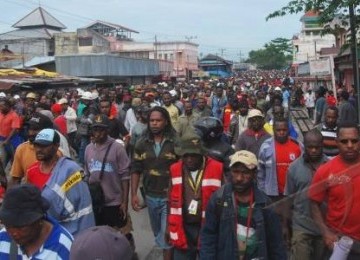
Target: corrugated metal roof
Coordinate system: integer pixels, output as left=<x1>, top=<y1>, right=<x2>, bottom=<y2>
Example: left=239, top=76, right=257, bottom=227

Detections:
left=13, top=56, right=55, bottom=68
left=0, top=28, right=60, bottom=40
left=55, top=54, right=160, bottom=77
left=12, top=7, right=66, bottom=29
left=84, top=20, right=138, bottom=34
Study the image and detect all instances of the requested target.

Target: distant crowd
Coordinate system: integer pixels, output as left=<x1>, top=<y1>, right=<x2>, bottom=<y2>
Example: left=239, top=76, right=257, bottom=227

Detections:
left=0, top=69, right=359, bottom=259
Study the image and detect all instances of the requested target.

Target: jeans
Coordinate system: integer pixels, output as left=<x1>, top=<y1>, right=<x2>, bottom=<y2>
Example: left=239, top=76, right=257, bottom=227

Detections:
left=78, top=136, right=90, bottom=166
left=145, top=195, right=172, bottom=249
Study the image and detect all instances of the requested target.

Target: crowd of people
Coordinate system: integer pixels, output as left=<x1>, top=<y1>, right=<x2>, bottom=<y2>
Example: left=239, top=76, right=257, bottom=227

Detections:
left=0, top=70, right=358, bottom=259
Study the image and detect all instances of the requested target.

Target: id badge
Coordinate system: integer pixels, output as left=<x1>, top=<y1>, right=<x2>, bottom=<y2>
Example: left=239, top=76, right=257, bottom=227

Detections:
left=188, top=199, right=198, bottom=215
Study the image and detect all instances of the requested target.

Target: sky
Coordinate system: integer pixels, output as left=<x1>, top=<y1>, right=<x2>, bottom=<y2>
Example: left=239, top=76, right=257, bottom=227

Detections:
left=0, top=0, right=302, bottom=61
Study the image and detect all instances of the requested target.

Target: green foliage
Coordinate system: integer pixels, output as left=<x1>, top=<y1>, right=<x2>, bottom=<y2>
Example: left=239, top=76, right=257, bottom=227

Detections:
left=266, top=0, right=360, bottom=27
left=247, top=40, right=292, bottom=70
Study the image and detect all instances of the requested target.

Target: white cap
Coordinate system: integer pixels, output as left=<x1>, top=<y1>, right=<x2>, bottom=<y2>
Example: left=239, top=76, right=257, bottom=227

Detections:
left=0, top=92, right=6, bottom=98
left=81, top=91, right=94, bottom=100
left=13, top=94, right=20, bottom=99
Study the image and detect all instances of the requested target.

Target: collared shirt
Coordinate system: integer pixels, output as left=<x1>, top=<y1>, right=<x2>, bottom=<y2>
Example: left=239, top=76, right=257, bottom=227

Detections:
left=0, top=216, right=73, bottom=259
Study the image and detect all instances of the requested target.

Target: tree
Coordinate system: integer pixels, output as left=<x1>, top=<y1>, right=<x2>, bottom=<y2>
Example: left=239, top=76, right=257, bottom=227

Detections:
left=247, top=40, right=292, bottom=70
left=266, top=0, right=359, bottom=28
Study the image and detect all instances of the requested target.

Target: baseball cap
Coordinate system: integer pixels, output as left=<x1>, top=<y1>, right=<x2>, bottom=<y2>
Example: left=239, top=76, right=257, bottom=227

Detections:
left=175, top=134, right=203, bottom=156
left=274, top=87, right=282, bottom=91
left=0, top=184, right=50, bottom=227
left=70, top=226, right=133, bottom=260
left=51, top=103, right=63, bottom=114
left=229, top=150, right=258, bottom=169
left=58, top=98, right=68, bottom=104
left=13, top=94, right=20, bottom=99
left=248, top=109, right=264, bottom=119
left=26, top=92, right=36, bottom=99
left=33, top=128, right=60, bottom=146
left=81, top=91, right=94, bottom=100
left=28, top=112, right=54, bottom=130
left=92, top=114, right=110, bottom=128
left=0, top=92, right=6, bottom=98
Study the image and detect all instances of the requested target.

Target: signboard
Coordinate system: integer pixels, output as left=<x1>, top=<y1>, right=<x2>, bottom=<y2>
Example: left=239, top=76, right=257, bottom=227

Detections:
left=309, top=59, right=331, bottom=76
left=298, top=63, right=310, bottom=76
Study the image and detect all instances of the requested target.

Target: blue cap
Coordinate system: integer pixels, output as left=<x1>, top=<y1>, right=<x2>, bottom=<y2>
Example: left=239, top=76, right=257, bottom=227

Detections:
left=33, top=128, right=60, bottom=146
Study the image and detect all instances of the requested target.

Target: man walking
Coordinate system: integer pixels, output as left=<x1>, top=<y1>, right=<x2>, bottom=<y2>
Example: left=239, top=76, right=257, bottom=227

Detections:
left=284, top=129, right=328, bottom=260
left=309, top=122, right=360, bottom=258
left=167, top=134, right=223, bottom=259
left=200, top=150, right=286, bottom=259
left=131, top=106, right=178, bottom=260
left=26, top=128, right=95, bottom=235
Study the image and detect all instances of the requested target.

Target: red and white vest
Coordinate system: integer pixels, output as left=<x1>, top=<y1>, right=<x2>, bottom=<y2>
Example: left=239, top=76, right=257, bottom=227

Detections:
left=168, top=157, right=223, bottom=249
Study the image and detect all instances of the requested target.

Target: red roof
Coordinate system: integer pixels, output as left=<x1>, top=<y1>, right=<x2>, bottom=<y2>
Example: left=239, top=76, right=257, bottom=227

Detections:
left=304, top=10, right=319, bottom=17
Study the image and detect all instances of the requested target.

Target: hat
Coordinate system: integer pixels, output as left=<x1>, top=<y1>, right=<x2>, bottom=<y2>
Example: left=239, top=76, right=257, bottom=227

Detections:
left=51, top=103, right=63, bottom=114
left=131, top=98, right=142, bottom=107
left=58, top=98, right=68, bottom=104
left=0, top=184, right=50, bottom=227
left=28, top=112, right=54, bottom=130
left=175, top=135, right=203, bottom=156
left=26, top=92, right=36, bottom=99
left=13, top=94, right=20, bottom=99
left=248, top=109, right=264, bottom=119
left=39, top=110, right=54, bottom=122
left=81, top=91, right=94, bottom=100
left=274, top=87, right=282, bottom=91
left=169, top=89, right=177, bottom=97
left=33, top=128, right=60, bottom=146
left=92, top=114, right=110, bottom=128
left=229, top=150, right=258, bottom=169
left=0, top=92, right=6, bottom=98
left=70, top=226, right=133, bottom=260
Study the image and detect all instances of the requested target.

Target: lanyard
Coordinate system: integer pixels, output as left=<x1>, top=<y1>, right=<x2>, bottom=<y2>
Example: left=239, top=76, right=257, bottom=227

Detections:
left=187, top=159, right=205, bottom=194
left=245, top=189, right=254, bottom=244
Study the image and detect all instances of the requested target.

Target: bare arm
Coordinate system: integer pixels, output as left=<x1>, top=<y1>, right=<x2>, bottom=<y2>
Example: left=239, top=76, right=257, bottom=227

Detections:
left=131, top=172, right=141, bottom=211
left=310, top=200, right=338, bottom=249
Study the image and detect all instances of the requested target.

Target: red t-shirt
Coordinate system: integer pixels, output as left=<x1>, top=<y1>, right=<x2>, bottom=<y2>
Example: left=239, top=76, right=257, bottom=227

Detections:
left=275, top=139, right=301, bottom=194
left=308, top=156, right=360, bottom=240
left=54, top=115, right=67, bottom=136
left=0, top=110, right=21, bottom=137
left=26, top=161, right=51, bottom=190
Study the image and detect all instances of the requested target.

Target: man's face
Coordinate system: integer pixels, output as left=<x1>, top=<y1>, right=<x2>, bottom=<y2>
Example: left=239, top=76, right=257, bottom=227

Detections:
left=274, top=121, right=289, bottom=144
left=273, top=106, right=284, bottom=120
left=336, top=127, right=360, bottom=163
left=6, top=219, right=42, bottom=247
left=216, top=88, right=223, bottom=97
left=99, top=101, right=111, bottom=116
left=149, top=111, right=167, bottom=135
left=304, top=136, right=323, bottom=162
left=0, top=101, right=9, bottom=114
left=109, top=91, right=116, bottom=102
left=184, top=103, right=193, bottom=115
left=249, top=116, right=264, bottom=132
left=34, top=143, right=58, bottom=161
left=231, top=163, right=255, bottom=193
left=27, top=129, right=40, bottom=144
left=325, top=110, right=338, bottom=129
left=183, top=153, right=203, bottom=171
left=239, top=105, right=248, bottom=116
left=163, top=94, right=172, bottom=107
left=92, top=127, right=108, bottom=144
left=197, top=98, right=206, bottom=110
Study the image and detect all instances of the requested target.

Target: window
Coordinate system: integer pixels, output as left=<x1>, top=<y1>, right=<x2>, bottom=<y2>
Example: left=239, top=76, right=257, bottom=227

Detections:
left=164, top=54, right=168, bottom=60
left=170, top=54, right=174, bottom=60
left=159, top=54, right=162, bottom=59
left=79, top=37, right=92, bottom=46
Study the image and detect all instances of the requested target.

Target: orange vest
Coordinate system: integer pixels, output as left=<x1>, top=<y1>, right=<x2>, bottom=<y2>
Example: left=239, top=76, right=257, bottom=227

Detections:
left=168, top=157, right=223, bottom=249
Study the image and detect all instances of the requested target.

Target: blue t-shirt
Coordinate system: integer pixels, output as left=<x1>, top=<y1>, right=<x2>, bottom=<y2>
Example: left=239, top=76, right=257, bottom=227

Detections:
left=0, top=216, right=73, bottom=259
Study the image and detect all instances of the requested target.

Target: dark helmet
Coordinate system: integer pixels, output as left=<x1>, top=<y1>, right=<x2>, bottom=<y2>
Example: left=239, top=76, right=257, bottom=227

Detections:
left=193, top=117, right=223, bottom=141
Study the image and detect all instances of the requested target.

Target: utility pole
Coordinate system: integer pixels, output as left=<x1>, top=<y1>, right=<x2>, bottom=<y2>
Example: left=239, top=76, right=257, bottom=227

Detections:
left=154, top=35, right=157, bottom=60
left=219, top=48, right=226, bottom=57
left=238, top=51, right=243, bottom=63
left=349, top=3, right=360, bottom=124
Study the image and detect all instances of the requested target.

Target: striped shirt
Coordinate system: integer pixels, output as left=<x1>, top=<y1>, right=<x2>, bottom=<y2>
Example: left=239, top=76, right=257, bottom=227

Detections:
left=0, top=217, right=73, bottom=259
left=320, top=124, right=339, bottom=157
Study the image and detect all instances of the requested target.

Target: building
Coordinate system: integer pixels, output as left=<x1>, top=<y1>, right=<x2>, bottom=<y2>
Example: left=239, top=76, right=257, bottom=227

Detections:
left=292, top=11, right=336, bottom=64
left=0, top=7, right=66, bottom=68
left=199, top=54, right=233, bottom=78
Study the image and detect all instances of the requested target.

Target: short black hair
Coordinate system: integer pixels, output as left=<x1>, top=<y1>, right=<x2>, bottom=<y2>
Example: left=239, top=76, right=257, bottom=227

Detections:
left=304, top=128, right=323, bottom=144
left=325, top=106, right=338, bottom=116
left=336, top=121, right=360, bottom=136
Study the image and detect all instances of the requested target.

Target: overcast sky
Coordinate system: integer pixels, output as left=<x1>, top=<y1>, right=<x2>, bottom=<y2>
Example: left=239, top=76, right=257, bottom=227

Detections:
left=0, top=0, right=302, bottom=60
